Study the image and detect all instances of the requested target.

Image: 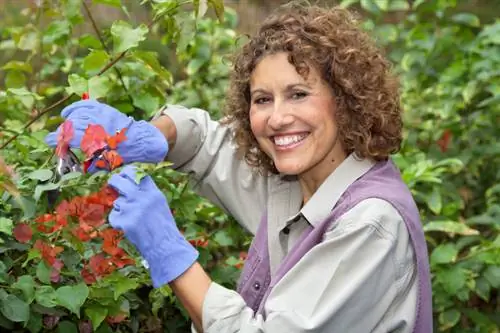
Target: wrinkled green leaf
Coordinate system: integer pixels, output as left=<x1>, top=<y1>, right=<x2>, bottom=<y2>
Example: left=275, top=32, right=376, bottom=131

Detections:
left=57, top=321, right=78, bottom=333
left=36, top=261, right=52, bottom=284
left=82, top=50, right=110, bottom=75
left=0, top=294, right=30, bottom=323
left=88, top=76, right=113, bottom=99
left=111, top=21, right=148, bottom=54
left=85, top=304, right=108, bottom=331
left=426, top=187, right=442, bottom=214
left=214, top=230, right=233, bottom=246
left=12, top=275, right=35, bottom=303
left=35, top=286, right=57, bottom=308
left=439, top=309, right=461, bottom=330
left=27, top=169, right=53, bottom=182
left=424, top=221, right=479, bottom=236
left=431, top=243, right=458, bottom=265
left=483, top=265, right=500, bottom=289
left=55, top=283, right=89, bottom=317
left=0, top=218, right=13, bottom=236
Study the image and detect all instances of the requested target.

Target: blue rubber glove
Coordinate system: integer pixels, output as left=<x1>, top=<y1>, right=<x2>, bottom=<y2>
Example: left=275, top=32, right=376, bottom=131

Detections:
left=107, top=165, right=198, bottom=287
left=45, top=100, right=168, bottom=170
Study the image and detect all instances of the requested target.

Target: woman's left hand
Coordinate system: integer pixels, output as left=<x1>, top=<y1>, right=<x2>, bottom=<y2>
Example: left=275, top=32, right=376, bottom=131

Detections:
left=107, top=165, right=199, bottom=287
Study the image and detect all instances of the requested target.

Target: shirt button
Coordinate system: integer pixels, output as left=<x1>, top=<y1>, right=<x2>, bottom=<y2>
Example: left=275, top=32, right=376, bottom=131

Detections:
left=253, top=282, right=261, bottom=290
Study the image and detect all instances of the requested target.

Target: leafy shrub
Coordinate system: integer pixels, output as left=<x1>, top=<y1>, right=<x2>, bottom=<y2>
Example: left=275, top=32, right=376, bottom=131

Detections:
left=0, top=0, right=499, bottom=332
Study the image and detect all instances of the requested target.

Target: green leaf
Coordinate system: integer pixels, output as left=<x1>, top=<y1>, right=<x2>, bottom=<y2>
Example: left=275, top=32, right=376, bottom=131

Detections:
left=439, top=309, right=461, bottom=330
left=35, top=286, right=57, bottom=308
left=186, top=58, right=206, bottom=76
left=360, top=0, right=381, bottom=14
left=0, top=294, right=30, bottom=323
left=113, top=277, right=139, bottom=300
left=426, top=187, right=442, bottom=214
left=27, top=169, right=53, bottom=182
left=340, top=0, right=359, bottom=8
left=85, top=304, right=108, bottom=331
left=88, top=76, right=113, bottom=99
left=55, top=283, right=89, bottom=317
left=388, top=0, right=409, bottom=11
left=0, top=218, right=13, bottom=236
left=36, top=261, right=52, bottom=284
left=1, top=61, right=33, bottom=73
left=93, top=0, right=121, bottom=7
left=5, top=71, right=26, bottom=88
left=438, top=266, right=467, bottom=294
left=452, top=13, right=480, bottom=27
left=214, top=230, right=233, bottom=246
left=12, top=275, right=35, bottom=303
left=82, top=50, right=110, bottom=75
left=66, top=74, right=88, bottom=96
left=111, top=21, right=148, bottom=54
left=423, top=221, right=479, bottom=236
left=475, top=277, right=491, bottom=302
left=42, top=20, right=71, bottom=44
left=57, top=321, right=78, bottom=333
left=26, top=311, right=42, bottom=333
left=431, top=243, right=458, bottom=265
left=132, top=91, right=160, bottom=116
left=483, top=265, right=500, bottom=289
left=34, top=182, right=60, bottom=202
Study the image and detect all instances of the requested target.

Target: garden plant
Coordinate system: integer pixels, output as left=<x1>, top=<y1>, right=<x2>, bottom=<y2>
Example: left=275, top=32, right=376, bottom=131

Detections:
left=0, top=0, right=499, bottom=332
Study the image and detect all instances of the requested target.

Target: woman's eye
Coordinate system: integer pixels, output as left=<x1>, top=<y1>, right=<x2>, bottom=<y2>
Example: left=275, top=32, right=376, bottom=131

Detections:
left=291, top=91, right=308, bottom=100
left=254, top=97, right=271, bottom=104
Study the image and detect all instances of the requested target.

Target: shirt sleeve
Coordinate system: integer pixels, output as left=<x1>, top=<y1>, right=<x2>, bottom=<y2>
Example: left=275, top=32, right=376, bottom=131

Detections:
left=153, top=104, right=269, bottom=235
left=198, top=198, right=418, bottom=333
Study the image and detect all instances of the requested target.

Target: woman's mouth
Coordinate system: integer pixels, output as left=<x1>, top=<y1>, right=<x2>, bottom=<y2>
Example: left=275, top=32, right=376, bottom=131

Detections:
left=272, top=133, right=309, bottom=151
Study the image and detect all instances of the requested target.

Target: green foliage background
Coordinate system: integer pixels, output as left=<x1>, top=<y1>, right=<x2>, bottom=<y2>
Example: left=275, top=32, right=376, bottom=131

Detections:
left=0, top=0, right=498, bottom=332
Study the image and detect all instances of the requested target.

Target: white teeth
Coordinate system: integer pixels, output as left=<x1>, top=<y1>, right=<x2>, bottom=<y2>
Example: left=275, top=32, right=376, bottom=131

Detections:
left=274, top=134, right=307, bottom=146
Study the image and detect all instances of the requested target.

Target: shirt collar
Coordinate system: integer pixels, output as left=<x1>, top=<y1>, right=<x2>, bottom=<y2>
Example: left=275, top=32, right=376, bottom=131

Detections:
left=300, top=154, right=375, bottom=227
left=270, top=154, right=376, bottom=230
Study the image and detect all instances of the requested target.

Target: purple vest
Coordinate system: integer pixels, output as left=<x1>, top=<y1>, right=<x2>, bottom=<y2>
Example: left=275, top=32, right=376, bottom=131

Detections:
left=236, top=159, right=433, bottom=332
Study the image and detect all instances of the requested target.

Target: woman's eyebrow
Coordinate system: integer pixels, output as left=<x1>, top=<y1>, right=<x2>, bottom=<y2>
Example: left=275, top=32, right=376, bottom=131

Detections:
left=250, top=83, right=312, bottom=97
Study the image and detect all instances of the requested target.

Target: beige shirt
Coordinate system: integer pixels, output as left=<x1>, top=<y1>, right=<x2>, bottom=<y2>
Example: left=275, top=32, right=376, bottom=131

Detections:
left=154, top=105, right=418, bottom=333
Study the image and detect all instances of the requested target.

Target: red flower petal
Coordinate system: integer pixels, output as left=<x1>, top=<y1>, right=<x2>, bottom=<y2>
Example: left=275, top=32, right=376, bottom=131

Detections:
left=55, top=120, right=74, bottom=158
left=13, top=223, right=32, bottom=243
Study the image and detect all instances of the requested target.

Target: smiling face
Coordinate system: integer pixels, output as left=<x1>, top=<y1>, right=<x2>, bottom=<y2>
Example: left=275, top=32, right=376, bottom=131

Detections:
left=249, top=52, right=347, bottom=192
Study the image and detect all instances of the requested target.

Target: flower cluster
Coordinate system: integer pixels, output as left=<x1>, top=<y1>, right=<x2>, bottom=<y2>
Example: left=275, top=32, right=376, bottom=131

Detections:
left=13, top=120, right=134, bottom=284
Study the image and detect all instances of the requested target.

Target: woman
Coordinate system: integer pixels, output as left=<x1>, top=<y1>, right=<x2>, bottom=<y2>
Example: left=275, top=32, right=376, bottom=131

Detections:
left=45, top=3, right=432, bottom=332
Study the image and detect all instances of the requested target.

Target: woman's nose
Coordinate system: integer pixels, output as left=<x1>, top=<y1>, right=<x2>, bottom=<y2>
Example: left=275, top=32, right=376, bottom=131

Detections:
left=268, top=101, right=294, bottom=130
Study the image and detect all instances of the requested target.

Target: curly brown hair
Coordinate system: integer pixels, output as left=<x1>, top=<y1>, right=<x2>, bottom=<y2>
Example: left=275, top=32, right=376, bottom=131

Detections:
left=222, top=2, right=403, bottom=174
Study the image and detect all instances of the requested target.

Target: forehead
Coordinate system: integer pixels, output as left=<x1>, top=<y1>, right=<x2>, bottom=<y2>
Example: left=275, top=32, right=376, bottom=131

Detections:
left=250, top=52, right=321, bottom=88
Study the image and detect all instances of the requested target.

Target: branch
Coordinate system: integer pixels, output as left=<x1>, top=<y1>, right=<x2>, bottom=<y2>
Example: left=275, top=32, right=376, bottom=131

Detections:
left=0, top=95, right=73, bottom=150
left=82, top=0, right=133, bottom=104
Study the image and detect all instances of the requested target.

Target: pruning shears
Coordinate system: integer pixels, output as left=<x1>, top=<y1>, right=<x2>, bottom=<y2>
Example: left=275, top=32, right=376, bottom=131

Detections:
left=46, top=93, right=90, bottom=207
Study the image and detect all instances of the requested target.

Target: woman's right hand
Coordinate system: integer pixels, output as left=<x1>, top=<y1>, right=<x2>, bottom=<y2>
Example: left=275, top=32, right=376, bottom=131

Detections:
left=45, top=100, right=169, bottom=171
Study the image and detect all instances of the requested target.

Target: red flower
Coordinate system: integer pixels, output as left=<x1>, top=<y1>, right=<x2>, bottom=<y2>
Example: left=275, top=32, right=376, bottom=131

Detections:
left=106, top=128, right=127, bottom=150
left=81, top=263, right=97, bottom=285
left=34, top=240, right=64, bottom=266
left=89, top=253, right=116, bottom=277
left=13, top=223, right=32, bottom=243
left=100, top=228, right=123, bottom=256
left=81, top=124, right=107, bottom=158
left=34, top=214, right=67, bottom=233
left=437, top=129, right=452, bottom=153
